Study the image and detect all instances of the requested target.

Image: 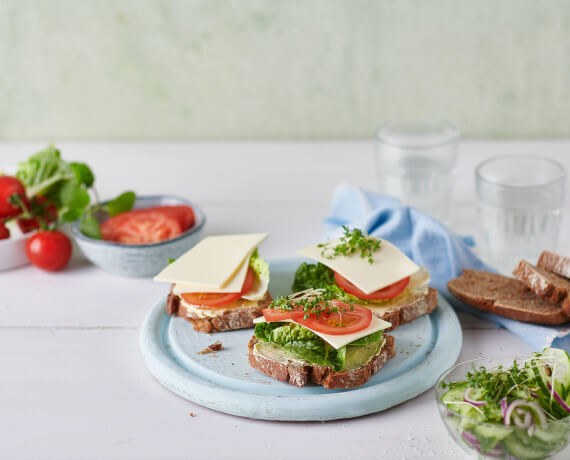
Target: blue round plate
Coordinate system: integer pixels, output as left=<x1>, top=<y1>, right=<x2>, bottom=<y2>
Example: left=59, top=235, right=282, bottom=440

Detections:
left=140, top=258, right=462, bottom=421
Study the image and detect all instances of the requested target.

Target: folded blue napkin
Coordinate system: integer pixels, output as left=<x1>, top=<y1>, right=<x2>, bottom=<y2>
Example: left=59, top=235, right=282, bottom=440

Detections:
left=323, top=183, right=570, bottom=352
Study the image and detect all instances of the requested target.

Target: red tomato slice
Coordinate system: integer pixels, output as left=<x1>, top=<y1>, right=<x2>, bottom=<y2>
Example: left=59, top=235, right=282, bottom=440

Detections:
left=157, top=206, right=195, bottom=231
left=334, top=272, right=410, bottom=301
left=101, top=210, right=182, bottom=244
left=262, top=306, right=306, bottom=322
left=300, top=302, right=372, bottom=335
left=181, top=267, right=254, bottom=308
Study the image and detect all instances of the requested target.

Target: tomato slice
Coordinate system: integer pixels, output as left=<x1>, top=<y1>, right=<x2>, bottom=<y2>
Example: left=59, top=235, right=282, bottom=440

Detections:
left=334, top=272, right=410, bottom=301
left=101, top=210, right=182, bottom=244
left=158, top=206, right=195, bottom=231
left=300, top=302, right=372, bottom=335
left=262, top=306, right=306, bottom=322
left=181, top=267, right=254, bottom=308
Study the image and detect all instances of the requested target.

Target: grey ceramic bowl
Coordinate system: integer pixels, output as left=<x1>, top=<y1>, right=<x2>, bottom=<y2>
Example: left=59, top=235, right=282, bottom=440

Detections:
left=71, top=195, right=205, bottom=277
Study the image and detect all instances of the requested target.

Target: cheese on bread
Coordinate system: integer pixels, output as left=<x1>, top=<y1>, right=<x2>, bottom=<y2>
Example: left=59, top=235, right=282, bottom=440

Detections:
left=154, top=233, right=268, bottom=288
left=297, top=238, right=419, bottom=294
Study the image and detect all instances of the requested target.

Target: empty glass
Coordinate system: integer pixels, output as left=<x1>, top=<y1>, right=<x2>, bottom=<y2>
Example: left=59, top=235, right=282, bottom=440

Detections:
left=375, top=121, right=459, bottom=223
left=475, top=155, right=566, bottom=275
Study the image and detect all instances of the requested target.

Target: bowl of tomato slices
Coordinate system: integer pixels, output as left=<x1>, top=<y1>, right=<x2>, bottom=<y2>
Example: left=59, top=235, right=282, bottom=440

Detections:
left=71, top=195, right=205, bottom=277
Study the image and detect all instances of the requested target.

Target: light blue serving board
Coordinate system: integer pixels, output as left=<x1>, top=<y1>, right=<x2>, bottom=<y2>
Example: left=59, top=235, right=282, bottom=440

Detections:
left=140, top=258, right=463, bottom=421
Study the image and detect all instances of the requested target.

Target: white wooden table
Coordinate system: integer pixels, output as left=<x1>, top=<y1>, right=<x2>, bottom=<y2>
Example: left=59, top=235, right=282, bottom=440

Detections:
left=1, top=141, right=569, bottom=459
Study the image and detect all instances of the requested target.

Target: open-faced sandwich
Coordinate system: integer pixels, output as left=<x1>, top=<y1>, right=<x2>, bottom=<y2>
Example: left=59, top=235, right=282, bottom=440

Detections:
left=293, top=227, right=437, bottom=330
left=154, top=233, right=272, bottom=333
left=248, top=286, right=395, bottom=389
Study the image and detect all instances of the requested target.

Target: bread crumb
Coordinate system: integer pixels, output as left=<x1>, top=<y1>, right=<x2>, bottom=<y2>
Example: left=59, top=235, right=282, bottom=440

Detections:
left=189, top=412, right=196, bottom=417
left=198, top=341, right=223, bottom=354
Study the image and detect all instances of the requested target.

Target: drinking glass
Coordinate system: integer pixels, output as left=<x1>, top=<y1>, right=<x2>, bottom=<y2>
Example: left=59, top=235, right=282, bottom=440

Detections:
left=375, top=120, right=459, bottom=223
left=475, top=155, right=566, bottom=275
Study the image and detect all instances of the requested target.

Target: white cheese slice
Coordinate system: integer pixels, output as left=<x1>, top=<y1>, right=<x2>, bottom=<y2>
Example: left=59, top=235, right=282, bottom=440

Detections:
left=154, top=233, right=268, bottom=287
left=253, top=315, right=391, bottom=349
left=297, top=238, right=419, bottom=295
left=173, top=251, right=254, bottom=295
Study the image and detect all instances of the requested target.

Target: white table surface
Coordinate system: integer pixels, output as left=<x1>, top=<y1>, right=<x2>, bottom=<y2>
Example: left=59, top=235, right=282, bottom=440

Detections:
left=1, top=141, right=570, bottom=460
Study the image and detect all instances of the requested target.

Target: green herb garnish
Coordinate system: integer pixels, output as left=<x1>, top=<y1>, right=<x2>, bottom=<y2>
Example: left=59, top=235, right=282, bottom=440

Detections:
left=269, top=285, right=353, bottom=320
left=318, top=226, right=380, bottom=264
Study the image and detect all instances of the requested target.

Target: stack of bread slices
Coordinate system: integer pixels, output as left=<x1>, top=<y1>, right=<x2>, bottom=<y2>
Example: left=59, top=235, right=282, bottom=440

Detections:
left=448, top=250, right=570, bottom=325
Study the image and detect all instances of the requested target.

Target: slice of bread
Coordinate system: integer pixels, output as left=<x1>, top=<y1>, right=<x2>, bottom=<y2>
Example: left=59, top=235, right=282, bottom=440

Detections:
left=538, top=250, right=570, bottom=280
left=364, top=287, right=438, bottom=331
left=166, top=288, right=273, bottom=333
left=248, top=334, right=396, bottom=389
left=448, top=270, right=569, bottom=325
left=513, top=260, right=570, bottom=315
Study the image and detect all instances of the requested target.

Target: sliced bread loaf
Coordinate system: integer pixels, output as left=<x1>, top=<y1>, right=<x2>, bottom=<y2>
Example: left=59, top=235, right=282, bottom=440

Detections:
left=513, top=260, right=570, bottom=315
left=447, top=270, right=569, bottom=325
left=538, top=250, right=570, bottom=280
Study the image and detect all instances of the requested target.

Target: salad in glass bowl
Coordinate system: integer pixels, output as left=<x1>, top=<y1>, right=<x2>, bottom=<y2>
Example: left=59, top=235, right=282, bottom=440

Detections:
left=436, top=348, right=570, bottom=459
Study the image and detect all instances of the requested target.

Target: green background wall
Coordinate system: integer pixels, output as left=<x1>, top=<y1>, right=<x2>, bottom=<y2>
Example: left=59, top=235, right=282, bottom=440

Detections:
left=1, top=0, right=569, bottom=140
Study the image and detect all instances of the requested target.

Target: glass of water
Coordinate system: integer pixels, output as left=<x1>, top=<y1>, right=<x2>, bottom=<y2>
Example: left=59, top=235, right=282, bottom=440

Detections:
left=475, top=155, right=566, bottom=275
left=375, top=120, right=459, bottom=223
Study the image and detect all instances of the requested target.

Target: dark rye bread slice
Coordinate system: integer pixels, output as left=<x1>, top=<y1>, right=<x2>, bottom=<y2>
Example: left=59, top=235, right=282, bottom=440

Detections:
left=370, top=287, right=438, bottom=331
left=447, top=270, right=569, bottom=325
left=166, top=288, right=273, bottom=333
left=513, top=260, right=570, bottom=315
left=248, top=334, right=396, bottom=389
left=538, top=250, right=570, bottom=280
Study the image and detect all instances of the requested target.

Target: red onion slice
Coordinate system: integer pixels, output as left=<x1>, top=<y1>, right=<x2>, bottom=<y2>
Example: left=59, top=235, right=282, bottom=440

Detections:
left=464, top=388, right=486, bottom=407
left=486, top=445, right=507, bottom=458
left=513, top=409, right=532, bottom=429
left=461, top=431, right=505, bottom=457
left=461, top=430, right=480, bottom=446
left=504, top=399, right=547, bottom=427
left=500, top=397, right=507, bottom=418
left=546, top=382, right=570, bottom=413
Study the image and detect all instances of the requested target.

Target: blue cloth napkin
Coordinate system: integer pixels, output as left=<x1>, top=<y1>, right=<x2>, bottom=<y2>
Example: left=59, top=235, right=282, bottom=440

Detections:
left=323, top=183, right=570, bottom=352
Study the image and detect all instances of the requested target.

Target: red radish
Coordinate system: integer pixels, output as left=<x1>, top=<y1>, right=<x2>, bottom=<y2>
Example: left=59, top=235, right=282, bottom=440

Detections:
left=0, top=176, right=26, bottom=218
left=0, top=221, right=9, bottom=239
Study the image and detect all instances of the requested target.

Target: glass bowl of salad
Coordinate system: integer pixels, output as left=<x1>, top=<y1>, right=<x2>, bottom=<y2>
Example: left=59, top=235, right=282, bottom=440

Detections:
left=436, top=348, right=570, bottom=459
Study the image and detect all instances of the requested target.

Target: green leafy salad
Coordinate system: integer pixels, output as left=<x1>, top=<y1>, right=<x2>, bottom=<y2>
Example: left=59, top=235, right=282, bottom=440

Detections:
left=249, top=249, right=269, bottom=285
left=440, top=348, right=570, bottom=459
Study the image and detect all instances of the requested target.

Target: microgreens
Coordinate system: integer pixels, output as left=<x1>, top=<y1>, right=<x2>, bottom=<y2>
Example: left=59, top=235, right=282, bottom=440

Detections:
left=318, top=226, right=381, bottom=264
left=269, top=286, right=354, bottom=320
left=441, top=355, right=566, bottom=421
left=443, top=360, right=536, bottom=401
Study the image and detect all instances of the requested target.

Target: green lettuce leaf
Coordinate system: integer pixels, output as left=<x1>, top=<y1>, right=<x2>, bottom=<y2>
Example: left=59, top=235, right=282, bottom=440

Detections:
left=292, top=262, right=336, bottom=292
left=254, top=322, right=384, bottom=372
left=249, top=248, right=269, bottom=283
